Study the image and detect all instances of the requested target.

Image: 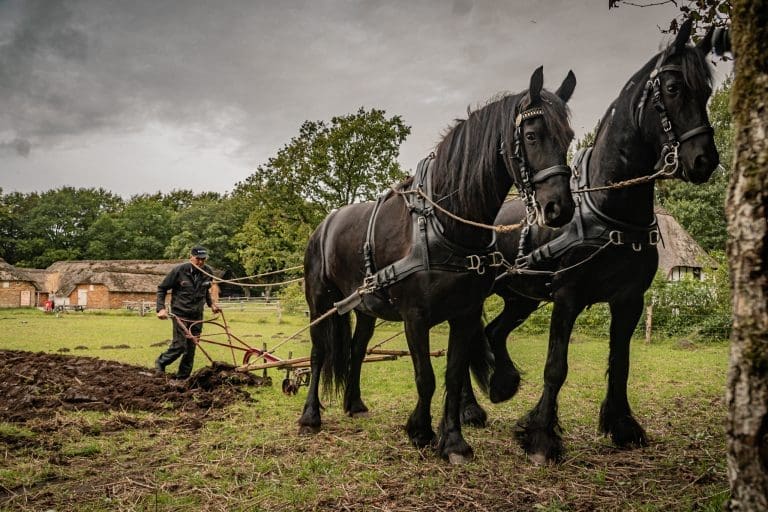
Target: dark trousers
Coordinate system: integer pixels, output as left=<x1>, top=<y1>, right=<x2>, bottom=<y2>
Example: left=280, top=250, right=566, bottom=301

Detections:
left=156, top=318, right=202, bottom=378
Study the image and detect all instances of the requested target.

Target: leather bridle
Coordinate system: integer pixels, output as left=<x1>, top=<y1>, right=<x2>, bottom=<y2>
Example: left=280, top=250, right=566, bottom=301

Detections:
left=501, top=104, right=571, bottom=227
left=635, top=51, right=713, bottom=181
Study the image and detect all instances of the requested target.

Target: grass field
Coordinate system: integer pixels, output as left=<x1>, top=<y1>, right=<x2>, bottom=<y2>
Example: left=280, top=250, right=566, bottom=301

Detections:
left=0, top=307, right=731, bottom=511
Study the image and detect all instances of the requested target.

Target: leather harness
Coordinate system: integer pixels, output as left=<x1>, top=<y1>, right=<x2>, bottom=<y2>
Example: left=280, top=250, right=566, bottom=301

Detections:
left=333, top=156, right=503, bottom=315
left=515, top=147, right=661, bottom=270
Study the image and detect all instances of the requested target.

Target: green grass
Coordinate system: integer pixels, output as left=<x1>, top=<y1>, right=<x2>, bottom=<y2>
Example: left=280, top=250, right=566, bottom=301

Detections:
left=0, top=307, right=732, bottom=511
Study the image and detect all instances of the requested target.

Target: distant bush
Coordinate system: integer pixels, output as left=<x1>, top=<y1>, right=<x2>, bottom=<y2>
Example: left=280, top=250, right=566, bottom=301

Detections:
left=277, top=282, right=307, bottom=315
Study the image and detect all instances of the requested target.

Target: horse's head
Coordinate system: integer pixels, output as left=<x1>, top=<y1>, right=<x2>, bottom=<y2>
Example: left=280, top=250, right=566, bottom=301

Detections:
left=507, top=67, right=577, bottom=227
left=635, top=19, right=719, bottom=184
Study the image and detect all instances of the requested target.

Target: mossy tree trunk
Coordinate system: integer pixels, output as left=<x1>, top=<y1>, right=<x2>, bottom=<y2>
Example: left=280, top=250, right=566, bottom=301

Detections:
left=726, top=1, right=768, bottom=510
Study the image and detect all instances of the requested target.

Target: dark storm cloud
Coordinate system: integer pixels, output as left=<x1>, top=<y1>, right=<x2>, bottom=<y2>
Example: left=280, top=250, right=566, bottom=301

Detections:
left=2, top=0, right=721, bottom=196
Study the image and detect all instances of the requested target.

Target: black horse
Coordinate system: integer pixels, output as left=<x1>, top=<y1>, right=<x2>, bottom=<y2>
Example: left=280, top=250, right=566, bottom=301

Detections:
left=470, top=20, right=720, bottom=463
left=299, top=67, right=577, bottom=463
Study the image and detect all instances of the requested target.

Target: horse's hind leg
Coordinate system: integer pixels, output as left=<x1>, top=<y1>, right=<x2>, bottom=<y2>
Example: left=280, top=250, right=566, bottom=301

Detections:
left=344, top=311, right=376, bottom=417
left=600, top=294, right=648, bottom=448
left=485, top=295, right=540, bottom=403
left=298, top=282, right=347, bottom=434
left=298, top=326, right=326, bottom=434
left=460, top=371, right=488, bottom=427
left=516, top=299, right=583, bottom=463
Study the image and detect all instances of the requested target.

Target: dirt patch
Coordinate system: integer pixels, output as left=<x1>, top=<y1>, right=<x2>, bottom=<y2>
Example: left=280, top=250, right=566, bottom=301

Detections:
left=0, top=350, right=270, bottom=423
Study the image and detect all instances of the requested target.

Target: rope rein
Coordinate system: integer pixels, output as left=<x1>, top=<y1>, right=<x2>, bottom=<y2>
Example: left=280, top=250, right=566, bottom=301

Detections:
left=390, top=186, right=524, bottom=233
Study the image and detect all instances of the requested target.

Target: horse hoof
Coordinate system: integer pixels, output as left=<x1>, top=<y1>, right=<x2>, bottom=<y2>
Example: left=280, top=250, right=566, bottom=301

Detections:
left=448, top=452, right=473, bottom=465
left=489, top=371, right=521, bottom=403
left=460, top=405, right=488, bottom=428
left=349, top=410, right=370, bottom=419
left=298, top=424, right=320, bottom=435
left=528, top=452, right=549, bottom=465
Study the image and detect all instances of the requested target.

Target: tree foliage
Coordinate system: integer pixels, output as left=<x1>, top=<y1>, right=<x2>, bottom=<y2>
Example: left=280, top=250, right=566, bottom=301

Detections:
left=232, top=107, right=411, bottom=274
left=609, top=0, right=732, bottom=36
left=656, top=77, right=732, bottom=251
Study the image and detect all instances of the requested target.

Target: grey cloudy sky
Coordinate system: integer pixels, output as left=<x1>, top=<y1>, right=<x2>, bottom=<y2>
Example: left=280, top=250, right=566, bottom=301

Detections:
left=0, top=0, right=730, bottom=198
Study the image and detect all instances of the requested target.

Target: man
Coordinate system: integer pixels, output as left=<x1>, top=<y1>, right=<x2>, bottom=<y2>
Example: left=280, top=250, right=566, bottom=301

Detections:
left=155, top=245, right=221, bottom=379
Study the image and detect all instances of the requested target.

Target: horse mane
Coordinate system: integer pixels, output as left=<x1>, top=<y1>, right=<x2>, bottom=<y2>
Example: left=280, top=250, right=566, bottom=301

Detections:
left=430, top=90, right=573, bottom=221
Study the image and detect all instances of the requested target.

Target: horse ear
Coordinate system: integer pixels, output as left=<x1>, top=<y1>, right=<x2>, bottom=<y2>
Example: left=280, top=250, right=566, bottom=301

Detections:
left=696, top=25, right=714, bottom=55
left=555, top=70, right=576, bottom=103
left=674, top=18, right=693, bottom=52
left=529, top=66, right=544, bottom=105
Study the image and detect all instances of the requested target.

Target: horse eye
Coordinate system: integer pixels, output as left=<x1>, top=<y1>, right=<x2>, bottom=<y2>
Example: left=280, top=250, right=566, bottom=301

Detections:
left=525, top=132, right=537, bottom=142
left=666, top=82, right=680, bottom=95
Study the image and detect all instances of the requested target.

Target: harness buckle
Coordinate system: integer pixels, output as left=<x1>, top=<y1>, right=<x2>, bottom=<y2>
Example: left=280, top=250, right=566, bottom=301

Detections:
left=662, top=119, right=673, bottom=133
left=362, top=275, right=377, bottom=292
left=466, top=254, right=485, bottom=275
left=632, top=242, right=643, bottom=252
left=608, top=231, right=625, bottom=245
left=649, top=229, right=660, bottom=246
left=488, top=251, right=506, bottom=268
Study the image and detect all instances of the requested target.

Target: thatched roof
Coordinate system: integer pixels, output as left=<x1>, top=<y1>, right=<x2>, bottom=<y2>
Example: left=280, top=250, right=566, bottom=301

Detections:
left=45, top=259, right=184, bottom=296
left=0, top=258, right=38, bottom=288
left=17, top=268, right=52, bottom=291
left=655, top=208, right=717, bottom=277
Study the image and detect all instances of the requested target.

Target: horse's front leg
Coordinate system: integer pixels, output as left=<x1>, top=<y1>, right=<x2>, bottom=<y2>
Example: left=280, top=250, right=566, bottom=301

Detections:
left=344, top=312, right=376, bottom=417
left=485, top=295, right=540, bottom=403
left=403, top=317, right=436, bottom=448
left=516, top=299, right=583, bottom=463
left=438, top=310, right=482, bottom=463
left=600, top=294, right=648, bottom=448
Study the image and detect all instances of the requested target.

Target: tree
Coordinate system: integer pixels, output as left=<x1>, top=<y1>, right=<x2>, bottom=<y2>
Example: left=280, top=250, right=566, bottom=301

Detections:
left=609, top=1, right=732, bottom=38
left=165, top=194, right=247, bottom=276
left=724, top=1, right=768, bottom=509
left=14, top=187, right=122, bottom=267
left=0, top=190, right=38, bottom=265
left=233, top=107, right=410, bottom=274
left=255, top=107, right=410, bottom=213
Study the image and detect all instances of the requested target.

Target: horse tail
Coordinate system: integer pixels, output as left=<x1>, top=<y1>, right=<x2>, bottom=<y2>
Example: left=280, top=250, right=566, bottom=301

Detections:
left=468, top=322, right=495, bottom=398
left=305, top=213, right=352, bottom=397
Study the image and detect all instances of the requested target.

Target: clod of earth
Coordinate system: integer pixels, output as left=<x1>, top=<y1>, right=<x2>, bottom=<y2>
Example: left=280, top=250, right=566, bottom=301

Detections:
left=0, top=350, right=270, bottom=423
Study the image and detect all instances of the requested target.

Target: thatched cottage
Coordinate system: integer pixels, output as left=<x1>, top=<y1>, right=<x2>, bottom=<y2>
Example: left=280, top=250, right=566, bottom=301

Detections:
left=43, top=259, right=191, bottom=309
left=0, top=258, right=39, bottom=307
left=655, top=208, right=718, bottom=281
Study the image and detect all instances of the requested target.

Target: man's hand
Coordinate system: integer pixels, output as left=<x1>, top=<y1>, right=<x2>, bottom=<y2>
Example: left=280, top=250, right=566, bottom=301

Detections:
left=211, top=303, right=222, bottom=314
left=157, top=308, right=168, bottom=320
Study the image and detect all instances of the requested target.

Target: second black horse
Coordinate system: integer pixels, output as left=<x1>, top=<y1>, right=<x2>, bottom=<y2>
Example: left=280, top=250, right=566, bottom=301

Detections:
left=471, top=20, right=720, bottom=463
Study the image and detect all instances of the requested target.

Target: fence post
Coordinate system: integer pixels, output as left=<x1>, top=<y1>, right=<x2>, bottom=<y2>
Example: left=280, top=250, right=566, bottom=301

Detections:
left=277, top=301, right=282, bottom=323
left=645, top=304, right=653, bottom=344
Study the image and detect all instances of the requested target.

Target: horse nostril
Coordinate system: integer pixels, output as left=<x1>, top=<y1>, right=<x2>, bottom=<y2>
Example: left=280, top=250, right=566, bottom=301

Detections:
left=694, top=154, right=710, bottom=172
left=545, top=202, right=561, bottom=222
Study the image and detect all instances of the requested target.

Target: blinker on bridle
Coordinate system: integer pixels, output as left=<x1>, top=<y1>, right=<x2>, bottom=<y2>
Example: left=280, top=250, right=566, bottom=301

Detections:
left=501, top=103, right=571, bottom=227
left=635, top=51, right=713, bottom=180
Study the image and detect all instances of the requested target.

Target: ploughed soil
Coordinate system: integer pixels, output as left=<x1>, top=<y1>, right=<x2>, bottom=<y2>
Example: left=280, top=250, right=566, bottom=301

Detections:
left=0, top=349, right=269, bottom=423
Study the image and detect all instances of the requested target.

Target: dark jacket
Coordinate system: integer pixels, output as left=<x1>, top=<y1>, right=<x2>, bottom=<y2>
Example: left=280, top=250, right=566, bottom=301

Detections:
left=156, top=262, right=214, bottom=319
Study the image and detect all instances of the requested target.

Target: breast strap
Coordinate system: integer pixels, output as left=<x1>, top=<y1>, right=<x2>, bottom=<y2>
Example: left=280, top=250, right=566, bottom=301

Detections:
left=517, top=147, right=660, bottom=268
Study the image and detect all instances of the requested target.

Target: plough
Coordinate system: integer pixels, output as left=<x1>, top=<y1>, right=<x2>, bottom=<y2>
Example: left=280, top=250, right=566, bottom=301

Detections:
left=170, top=312, right=445, bottom=395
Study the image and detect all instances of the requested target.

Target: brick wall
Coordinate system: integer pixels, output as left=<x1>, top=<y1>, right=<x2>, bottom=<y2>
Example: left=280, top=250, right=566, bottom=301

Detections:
left=0, top=281, right=37, bottom=308
left=68, top=284, right=110, bottom=309
left=110, top=292, right=157, bottom=310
